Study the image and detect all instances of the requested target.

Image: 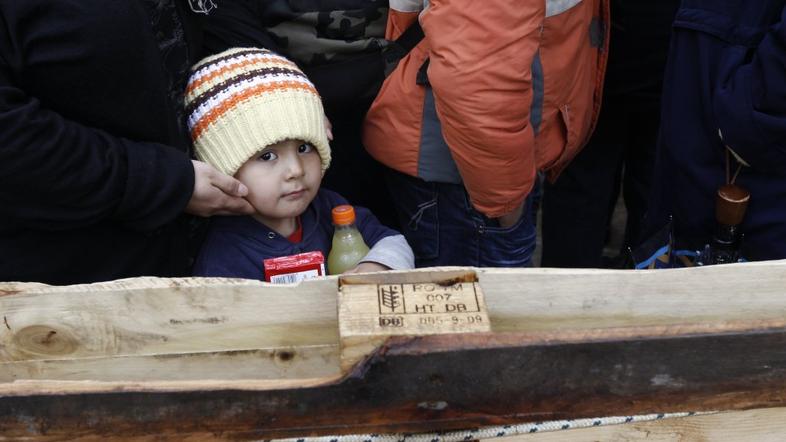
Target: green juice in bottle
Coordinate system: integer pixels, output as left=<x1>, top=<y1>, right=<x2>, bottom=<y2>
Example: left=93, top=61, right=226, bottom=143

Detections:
left=327, top=205, right=369, bottom=275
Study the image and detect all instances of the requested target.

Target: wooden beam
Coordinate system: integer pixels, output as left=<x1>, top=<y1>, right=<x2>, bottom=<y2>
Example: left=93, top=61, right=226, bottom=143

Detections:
left=1, top=262, right=786, bottom=439
left=0, top=277, right=339, bottom=363
left=0, top=346, right=340, bottom=382
left=3, top=323, right=786, bottom=438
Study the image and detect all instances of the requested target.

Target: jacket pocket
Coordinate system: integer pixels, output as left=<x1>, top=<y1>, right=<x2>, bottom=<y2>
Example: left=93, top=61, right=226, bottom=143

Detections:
left=671, top=5, right=771, bottom=48
left=543, top=103, right=581, bottom=178
left=537, top=0, right=606, bottom=179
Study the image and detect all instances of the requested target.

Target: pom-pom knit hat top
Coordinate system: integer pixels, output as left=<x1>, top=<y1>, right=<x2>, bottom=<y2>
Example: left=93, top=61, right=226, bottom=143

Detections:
left=184, top=48, right=330, bottom=176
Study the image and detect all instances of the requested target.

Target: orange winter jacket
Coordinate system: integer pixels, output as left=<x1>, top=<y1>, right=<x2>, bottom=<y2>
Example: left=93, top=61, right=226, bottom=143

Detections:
left=363, top=0, right=609, bottom=218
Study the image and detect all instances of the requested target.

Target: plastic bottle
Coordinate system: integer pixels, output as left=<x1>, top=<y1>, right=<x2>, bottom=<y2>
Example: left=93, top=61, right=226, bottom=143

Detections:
left=327, top=205, right=370, bottom=275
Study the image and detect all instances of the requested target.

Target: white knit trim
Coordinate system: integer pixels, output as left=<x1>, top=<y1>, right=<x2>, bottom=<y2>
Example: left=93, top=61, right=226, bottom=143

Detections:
left=193, top=94, right=329, bottom=176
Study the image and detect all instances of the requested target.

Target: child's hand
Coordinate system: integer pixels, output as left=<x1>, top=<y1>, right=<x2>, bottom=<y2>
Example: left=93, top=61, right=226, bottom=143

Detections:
left=343, top=262, right=390, bottom=274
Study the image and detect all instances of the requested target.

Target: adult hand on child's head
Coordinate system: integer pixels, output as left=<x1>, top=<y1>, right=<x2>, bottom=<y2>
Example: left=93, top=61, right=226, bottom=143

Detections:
left=343, top=262, right=390, bottom=274
left=186, top=160, right=255, bottom=217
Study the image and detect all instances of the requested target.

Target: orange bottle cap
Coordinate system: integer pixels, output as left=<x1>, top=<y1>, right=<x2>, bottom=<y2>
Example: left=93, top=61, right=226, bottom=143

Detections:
left=331, top=205, right=356, bottom=225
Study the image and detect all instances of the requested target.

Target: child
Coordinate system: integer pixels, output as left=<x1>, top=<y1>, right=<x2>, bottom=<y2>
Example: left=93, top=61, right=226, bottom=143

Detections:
left=185, top=48, right=414, bottom=279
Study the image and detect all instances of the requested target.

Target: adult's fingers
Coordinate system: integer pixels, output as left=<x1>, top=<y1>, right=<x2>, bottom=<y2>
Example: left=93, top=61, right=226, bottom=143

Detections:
left=210, top=169, right=249, bottom=197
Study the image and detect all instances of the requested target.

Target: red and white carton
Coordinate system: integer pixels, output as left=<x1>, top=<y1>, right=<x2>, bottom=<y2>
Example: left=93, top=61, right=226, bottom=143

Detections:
left=263, top=251, right=326, bottom=284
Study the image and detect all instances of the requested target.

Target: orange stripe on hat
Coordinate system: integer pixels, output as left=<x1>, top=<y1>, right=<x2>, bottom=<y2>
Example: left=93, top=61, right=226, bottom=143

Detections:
left=186, top=56, right=298, bottom=96
left=191, top=80, right=319, bottom=141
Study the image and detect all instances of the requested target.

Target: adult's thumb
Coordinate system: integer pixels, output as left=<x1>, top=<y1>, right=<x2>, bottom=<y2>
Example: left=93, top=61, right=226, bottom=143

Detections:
left=213, top=172, right=248, bottom=197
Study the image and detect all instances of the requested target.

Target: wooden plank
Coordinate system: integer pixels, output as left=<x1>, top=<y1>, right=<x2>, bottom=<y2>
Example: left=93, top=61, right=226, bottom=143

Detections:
left=3, top=261, right=786, bottom=366
left=479, top=260, right=786, bottom=332
left=503, top=407, right=786, bottom=441
left=3, top=324, right=786, bottom=438
left=0, top=277, right=338, bottom=363
left=2, top=262, right=786, bottom=439
left=0, top=345, right=340, bottom=382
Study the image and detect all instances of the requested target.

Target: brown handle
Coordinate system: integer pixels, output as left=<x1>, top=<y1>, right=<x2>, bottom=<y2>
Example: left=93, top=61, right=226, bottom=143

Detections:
left=716, top=184, right=750, bottom=226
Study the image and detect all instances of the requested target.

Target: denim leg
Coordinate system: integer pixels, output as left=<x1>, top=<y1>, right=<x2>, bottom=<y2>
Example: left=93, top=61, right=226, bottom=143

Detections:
left=384, top=170, right=442, bottom=267
left=433, top=181, right=480, bottom=266
left=385, top=169, right=536, bottom=268
left=476, top=192, right=536, bottom=267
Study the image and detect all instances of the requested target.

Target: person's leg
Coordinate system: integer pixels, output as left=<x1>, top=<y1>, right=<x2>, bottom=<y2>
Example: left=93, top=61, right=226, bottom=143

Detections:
left=476, top=190, right=537, bottom=267
left=621, top=106, right=659, bottom=252
left=385, top=168, right=536, bottom=267
left=540, top=105, right=626, bottom=268
left=384, top=169, right=454, bottom=267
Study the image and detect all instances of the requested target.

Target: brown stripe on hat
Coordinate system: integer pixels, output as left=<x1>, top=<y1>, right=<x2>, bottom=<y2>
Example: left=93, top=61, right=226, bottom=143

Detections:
left=185, top=66, right=310, bottom=117
left=190, top=80, right=319, bottom=141
left=187, top=55, right=297, bottom=95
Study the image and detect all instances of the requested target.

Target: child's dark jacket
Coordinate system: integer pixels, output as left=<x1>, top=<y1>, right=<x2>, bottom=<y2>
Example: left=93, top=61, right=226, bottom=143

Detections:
left=193, top=189, right=401, bottom=279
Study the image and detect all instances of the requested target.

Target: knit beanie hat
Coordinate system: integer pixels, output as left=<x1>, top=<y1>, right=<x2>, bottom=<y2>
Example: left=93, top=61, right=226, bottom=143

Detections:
left=184, top=48, right=331, bottom=176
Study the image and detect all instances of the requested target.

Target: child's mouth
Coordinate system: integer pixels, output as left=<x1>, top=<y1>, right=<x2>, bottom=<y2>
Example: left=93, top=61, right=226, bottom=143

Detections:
left=283, top=189, right=306, bottom=199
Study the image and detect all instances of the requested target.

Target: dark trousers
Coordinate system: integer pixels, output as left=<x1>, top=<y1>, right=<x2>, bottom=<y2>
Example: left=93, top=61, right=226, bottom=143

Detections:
left=385, top=169, right=536, bottom=268
left=540, top=102, right=658, bottom=268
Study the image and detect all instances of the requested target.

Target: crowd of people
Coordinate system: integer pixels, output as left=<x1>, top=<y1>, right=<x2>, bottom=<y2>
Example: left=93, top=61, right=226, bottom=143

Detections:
left=1, top=0, right=784, bottom=285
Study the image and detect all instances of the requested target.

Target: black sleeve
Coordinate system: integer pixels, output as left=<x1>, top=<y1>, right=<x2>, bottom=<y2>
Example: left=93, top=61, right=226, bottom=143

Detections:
left=0, top=31, right=194, bottom=233
left=203, top=0, right=281, bottom=55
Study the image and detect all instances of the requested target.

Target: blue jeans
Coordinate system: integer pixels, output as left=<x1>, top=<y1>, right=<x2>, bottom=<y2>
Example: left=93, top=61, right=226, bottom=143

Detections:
left=385, top=170, right=536, bottom=267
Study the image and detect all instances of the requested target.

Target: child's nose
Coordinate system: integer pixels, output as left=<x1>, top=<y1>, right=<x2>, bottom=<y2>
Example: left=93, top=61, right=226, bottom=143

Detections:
left=285, top=155, right=305, bottom=178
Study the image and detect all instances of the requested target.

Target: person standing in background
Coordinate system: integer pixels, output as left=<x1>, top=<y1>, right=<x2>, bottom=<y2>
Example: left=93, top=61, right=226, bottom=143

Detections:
left=540, top=0, right=679, bottom=268
left=364, top=0, right=609, bottom=267
left=0, top=1, right=252, bottom=284
left=638, top=1, right=786, bottom=264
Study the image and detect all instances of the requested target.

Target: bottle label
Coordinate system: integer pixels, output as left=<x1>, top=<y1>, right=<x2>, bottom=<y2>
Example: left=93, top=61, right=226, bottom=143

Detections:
left=268, top=268, right=323, bottom=284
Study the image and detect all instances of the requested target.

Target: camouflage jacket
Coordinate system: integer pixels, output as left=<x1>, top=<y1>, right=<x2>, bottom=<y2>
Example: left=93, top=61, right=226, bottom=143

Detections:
left=203, top=0, right=389, bottom=68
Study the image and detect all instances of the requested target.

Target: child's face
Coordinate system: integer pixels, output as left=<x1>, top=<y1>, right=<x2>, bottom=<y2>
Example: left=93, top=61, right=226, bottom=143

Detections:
left=235, top=139, right=322, bottom=225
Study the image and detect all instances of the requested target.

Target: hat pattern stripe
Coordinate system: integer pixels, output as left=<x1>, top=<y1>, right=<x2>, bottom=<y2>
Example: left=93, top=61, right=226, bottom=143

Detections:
left=187, top=73, right=315, bottom=128
left=189, top=48, right=263, bottom=73
left=185, top=67, right=309, bottom=117
left=190, top=81, right=319, bottom=141
left=187, top=55, right=298, bottom=95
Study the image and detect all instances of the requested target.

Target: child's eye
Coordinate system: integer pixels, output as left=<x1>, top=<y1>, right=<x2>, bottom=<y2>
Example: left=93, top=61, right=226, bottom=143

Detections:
left=298, top=143, right=314, bottom=154
left=258, top=151, right=277, bottom=161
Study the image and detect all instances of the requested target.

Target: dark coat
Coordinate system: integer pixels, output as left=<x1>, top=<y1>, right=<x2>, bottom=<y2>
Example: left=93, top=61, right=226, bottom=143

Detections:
left=193, top=189, right=399, bottom=280
left=645, top=0, right=786, bottom=260
left=0, top=0, right=204, bottom=284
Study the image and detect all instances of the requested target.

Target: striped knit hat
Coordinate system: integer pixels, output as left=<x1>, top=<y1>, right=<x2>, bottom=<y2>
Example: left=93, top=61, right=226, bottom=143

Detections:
left=184, top=48, right=330, bottom=176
